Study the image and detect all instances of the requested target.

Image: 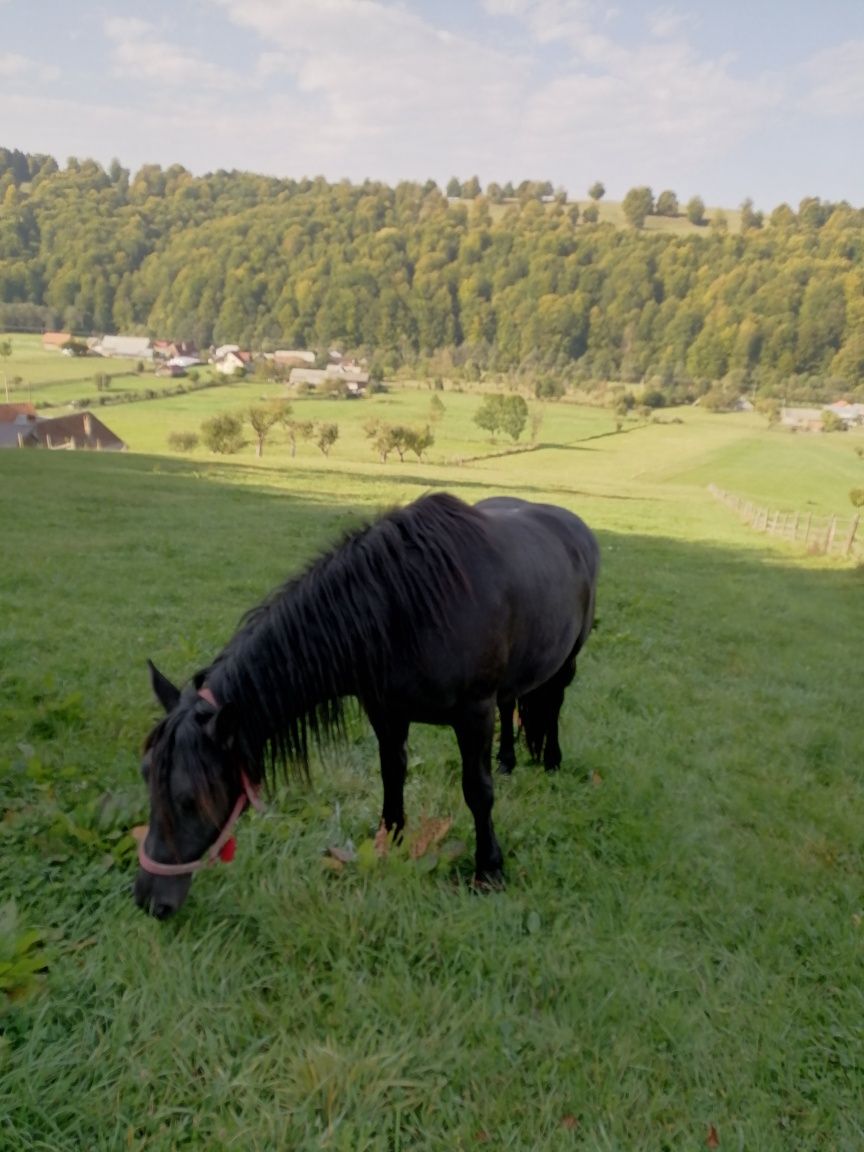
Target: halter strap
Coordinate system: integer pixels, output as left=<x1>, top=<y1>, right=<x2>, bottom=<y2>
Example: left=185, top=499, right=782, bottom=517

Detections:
left=137, top=687, right=264, bottom=878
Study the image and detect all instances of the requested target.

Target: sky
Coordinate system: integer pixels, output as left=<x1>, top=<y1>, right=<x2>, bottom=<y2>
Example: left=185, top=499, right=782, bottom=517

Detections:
left=2, top=0, right=864, bottom=210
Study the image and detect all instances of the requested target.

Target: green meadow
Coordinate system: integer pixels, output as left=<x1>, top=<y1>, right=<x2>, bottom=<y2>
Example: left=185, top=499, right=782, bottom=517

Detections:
left=1, top=361, right=863, bottom=1150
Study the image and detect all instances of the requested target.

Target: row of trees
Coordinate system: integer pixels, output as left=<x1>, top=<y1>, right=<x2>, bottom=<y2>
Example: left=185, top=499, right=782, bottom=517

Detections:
left=2, top=149, right=864, bottom=403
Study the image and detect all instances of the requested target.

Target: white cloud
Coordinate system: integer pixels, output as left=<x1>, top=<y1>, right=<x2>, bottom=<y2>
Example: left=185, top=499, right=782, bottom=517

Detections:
left=804, top=40, right=864, bottom=116
left=0, top=52, right=29, bottom=78
left=647, top=7, right=697, bottom=40
left=0, top=51, right=59, bottom=83
left=103, top=15, right=235, bottom=90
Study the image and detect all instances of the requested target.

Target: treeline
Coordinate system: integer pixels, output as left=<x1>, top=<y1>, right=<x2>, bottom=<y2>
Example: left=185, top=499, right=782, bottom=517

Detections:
left=2, top=147, right=864, bottom=401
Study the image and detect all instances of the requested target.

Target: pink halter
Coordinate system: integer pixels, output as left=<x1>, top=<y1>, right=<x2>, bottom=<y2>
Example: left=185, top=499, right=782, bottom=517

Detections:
left=137, top=688, right=264, bottom=877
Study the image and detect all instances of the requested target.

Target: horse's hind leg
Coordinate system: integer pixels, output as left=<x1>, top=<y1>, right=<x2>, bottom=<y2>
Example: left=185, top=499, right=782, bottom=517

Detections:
left=519, top=653, right=577, bottom=772
left=454, top=699, right=504, bottom=884
left=369, top=712, right=410, bottom=836
left=496, top=699, right=517, bottom=775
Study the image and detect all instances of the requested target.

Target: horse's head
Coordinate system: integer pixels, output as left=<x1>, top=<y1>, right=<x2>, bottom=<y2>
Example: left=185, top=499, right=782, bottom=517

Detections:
left=134, top=661, right=246, bottom=919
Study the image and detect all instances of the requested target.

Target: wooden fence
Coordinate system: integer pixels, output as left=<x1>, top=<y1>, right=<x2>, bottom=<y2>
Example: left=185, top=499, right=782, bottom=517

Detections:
left=708, top=485, right=861, bottom=559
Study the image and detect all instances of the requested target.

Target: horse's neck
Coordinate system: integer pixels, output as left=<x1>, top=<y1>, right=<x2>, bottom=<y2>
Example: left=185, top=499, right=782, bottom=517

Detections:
left=207, top=594, right=360, bottom=747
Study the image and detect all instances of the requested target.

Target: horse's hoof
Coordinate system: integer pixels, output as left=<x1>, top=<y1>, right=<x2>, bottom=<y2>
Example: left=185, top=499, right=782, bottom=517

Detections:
left=472, top=868, right=505, bottom=892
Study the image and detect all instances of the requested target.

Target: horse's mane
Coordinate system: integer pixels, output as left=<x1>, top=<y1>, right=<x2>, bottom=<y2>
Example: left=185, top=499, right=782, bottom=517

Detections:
left=199, top=491, right=489, bottom=784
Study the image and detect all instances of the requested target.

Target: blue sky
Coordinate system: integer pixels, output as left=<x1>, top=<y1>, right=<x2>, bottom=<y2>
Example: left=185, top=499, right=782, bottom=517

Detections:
left=2, top=0, right=863, bottom=209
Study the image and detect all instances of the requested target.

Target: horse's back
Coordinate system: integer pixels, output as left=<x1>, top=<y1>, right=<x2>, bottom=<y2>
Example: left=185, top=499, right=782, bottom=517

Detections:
left=475, top=496, right=599, bottom=583
left=474, top=496, right=599, bottom=698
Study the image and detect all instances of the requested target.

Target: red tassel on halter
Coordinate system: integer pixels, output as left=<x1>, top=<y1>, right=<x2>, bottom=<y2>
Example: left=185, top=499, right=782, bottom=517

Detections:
left=219, top=836, right=237, bottom=863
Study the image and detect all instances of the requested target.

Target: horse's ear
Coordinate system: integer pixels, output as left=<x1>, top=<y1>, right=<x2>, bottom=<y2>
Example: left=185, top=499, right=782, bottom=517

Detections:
left=148, top=660, right=181, bottom=713
left=205, top=703, right=237, bottom=751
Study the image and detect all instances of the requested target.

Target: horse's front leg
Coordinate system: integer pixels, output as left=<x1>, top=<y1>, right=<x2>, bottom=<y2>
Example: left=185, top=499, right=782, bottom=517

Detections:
left=454, top=699, right=504, bottom=884
left=369, top=712, right=410, bottom=836
left=497, top=699, right=517, bottom=775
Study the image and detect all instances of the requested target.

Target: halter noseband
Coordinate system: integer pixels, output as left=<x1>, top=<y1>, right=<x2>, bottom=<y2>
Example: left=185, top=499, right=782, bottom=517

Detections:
left=137, top=687, right=264, bottom=878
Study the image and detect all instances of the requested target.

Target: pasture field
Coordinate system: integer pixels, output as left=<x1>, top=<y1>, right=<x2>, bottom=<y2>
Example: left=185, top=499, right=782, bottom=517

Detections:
left=483, top=200, right=743, bottom=235
left=1, top=391, right=863, bottom=1150
left=0, top=333, right=179, bottom=409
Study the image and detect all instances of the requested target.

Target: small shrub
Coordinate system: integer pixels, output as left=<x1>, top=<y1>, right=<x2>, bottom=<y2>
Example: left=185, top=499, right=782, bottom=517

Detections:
left=167, top=431, right=199, bottom=452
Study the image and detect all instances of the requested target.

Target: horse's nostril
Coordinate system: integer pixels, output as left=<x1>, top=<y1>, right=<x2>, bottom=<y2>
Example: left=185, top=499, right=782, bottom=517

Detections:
left=151, top=902, right=175, bottom=920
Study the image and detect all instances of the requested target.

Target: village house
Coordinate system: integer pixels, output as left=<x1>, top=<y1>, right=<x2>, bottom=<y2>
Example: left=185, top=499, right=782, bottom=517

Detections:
left=214, top=349, right=253, bottom=375
left=41, top=331, right=72, bottom=351
left=92, top=335, right=154, bottom=360
left=272, top=349, right=315, bottom=367
left=11, top=411, right=126, bottom=451
left=0, top=402, right=38, bottom=448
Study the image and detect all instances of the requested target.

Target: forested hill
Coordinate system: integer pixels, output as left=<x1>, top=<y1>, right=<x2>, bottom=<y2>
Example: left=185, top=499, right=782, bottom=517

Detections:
left=1, top=147, right=863, bottom=401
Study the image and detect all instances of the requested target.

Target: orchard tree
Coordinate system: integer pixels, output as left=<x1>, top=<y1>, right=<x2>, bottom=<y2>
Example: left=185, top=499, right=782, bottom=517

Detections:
left=500, top=394, right=529, bottom=441
left=201, top=412, right=244, bottom=454
left=283, top=417, right=314, bottom=457
left=461, top=175, right=482, bottom=199
left=446, top=176, right=461, bottom=197
left=247, top=400, right=291, bottom=457
left=474, top=394, right=504, bottom=439
left=316, top=422, right=339, bottom=455
left=404, top=424, right=434, bottom=460
left=588, top=181, right=605, bottom=201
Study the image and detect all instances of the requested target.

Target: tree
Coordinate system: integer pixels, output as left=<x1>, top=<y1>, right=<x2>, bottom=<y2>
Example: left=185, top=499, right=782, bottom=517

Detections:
left=474, top=394, right=529, bottom=441
left=582, top=203, right=599, bottom=223
left=474, top=395, right=504, bottom=439
left=500, top=394, right=529, bottom=441
left=588, top=181, right=605, bottom=201
left=821, top=410, right=846, bottom=433
left=461, top=175, right=482, bottom=199
left=446, top=177, right=461, bottom=198
left=364, top=419, right=399, bottom=463
left=740, top=198, right=763, bottom=231
left=201, top=412, right=244, bottom=454
left=429, top=394, right=446, bottom=422
left=247, top=400, right=290, bottom=457
left=283, top=418, right=313, bottom=457
left=655, top=190, right=679, bottom=217
left=404, top=425, right=434, bottom=460
left=315, top=422, right=339, bottom=455
left=849, top=488, right=864, bottom=508
left=686, top=195, right=706, bottom=225
left=711, top=210, right=729, bottom=235
left=622, top=186, right=654, bottom=229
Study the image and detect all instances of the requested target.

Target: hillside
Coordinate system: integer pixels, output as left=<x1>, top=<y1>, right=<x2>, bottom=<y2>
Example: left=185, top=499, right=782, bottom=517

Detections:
left=1, top=147, right=863, bottom=405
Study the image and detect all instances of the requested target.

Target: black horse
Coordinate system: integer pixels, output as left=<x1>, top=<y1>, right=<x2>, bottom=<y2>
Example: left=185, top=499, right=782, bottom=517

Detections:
left=134, top=492, right=599, bottom=918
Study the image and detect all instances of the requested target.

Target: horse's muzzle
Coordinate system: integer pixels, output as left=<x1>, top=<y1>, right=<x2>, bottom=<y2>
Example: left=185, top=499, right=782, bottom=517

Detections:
left=133, top=868, right=192, bottom=919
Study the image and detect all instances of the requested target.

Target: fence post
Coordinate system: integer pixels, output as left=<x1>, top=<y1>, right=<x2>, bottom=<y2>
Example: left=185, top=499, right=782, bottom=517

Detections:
left=804, top=513, right=812, bottom=547
left=845, top=514, right=860, bottom=557
left=825, top=516, right=837, bottom=554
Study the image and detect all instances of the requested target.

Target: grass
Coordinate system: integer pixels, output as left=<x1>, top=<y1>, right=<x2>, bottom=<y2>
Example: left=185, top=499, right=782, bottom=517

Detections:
left=1, top=390, right=863, bottom=1149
